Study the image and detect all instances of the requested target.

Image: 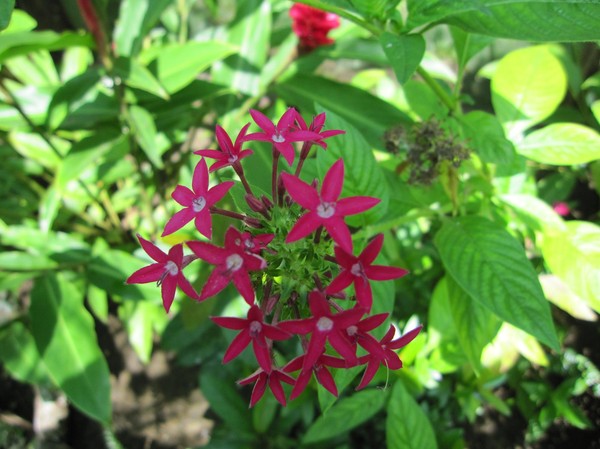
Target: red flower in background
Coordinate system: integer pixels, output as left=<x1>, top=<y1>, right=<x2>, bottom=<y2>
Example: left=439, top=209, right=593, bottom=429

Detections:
left=289, top=3, right=340, bottom=51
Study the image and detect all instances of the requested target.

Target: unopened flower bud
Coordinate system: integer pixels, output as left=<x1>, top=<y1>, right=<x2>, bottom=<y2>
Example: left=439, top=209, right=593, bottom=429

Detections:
left=245, top=194, right=265, bottom=213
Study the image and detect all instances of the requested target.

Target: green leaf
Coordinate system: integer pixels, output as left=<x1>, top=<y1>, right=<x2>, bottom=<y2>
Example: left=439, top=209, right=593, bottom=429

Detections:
left=315, top=109, right=390, bottom=225
left=387, top=381, right=437, bottom=449
left=380, top=33, right=425, bottom=85
left=500, top=194, right=566, bottom=234
left=0, top=320, right=48, bottom=384
left=2, top=9, right=36, bottom=34
left=118, top=300, right=158, bottom=364
left=0, top=251, right=58, bottom=271
left=129, top=105, right=163, bottom=168
left=0, top=0, right=15, bottom=30
left=591, top=100, right=600, bottom=126
left=407, top=1, right=600, bottom=42
left=149, top=41, right=237, bottom=94
left=445, top=277, right=501, bottom=373
left=211, top=0, right=271, bottom=96
left=542, top=221, right=600, bottom=314
left=113, top=0, right=172, bottom=56
left=491, top=45, right=567, bottom=140
left=7, top=131, right=67, bottom=170
left=200, top=370, right=253, bottom=433
left=450, top=27, right=493, bottom=69
left=60, top=46, right=93, bottom=81
left=317, top=365, right=363, bottom=413
left=303, top=389, right=387, bottom=444
left=460, top=111, right=522, bottom=176
left=0, top=30, right=92, bottom=63
left=3, top=50, right=60, bottom=86
left=539, top=274, right=597, bottom=322
left=113, top=57, right=169, bottom=99
left=30, top=273, right=112, bottom=424
left=434, top=216, right=559, bottom=350
left=517, top=123, right=600, bottom=165
left=56, top=133, right=126, bottom=191
left=39, top=184, right=61, bottom=232
left=275, top=73, right=411, bottom=149
left=351, top=0, right=395, bottom=18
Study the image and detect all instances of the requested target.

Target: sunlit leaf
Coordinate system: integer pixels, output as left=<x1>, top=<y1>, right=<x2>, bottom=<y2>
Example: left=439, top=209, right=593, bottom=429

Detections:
left=380, top=33, right=425, bottom=85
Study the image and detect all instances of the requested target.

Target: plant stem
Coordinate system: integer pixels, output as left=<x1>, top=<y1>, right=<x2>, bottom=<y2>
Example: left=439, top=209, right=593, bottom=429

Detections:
left=416, top=66, right=456, bottom=112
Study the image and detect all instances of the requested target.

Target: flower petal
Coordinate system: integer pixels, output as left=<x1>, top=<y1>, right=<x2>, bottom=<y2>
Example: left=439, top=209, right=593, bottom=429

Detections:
left=336, top=196, right=380, bottom=216
left=323, top=217, right=352, bottom=254
left=168, top=244, right=183, bottom=265
left=387, top=325, right=423, bottom=350
left=315, top=366, right=338, bottom=397
left=269, top=374, right=287, bottom=406
left=215, top=125, right=234, bottom=154
left=162, top=208, right=195, bottom=236
left=364, top=265, right=409, bottom=281
left=137, top=235, right=167, bottom=263
left=252, top=337, right=272, bottom=372
left=171, top=185, right=195, bottom=206
left=232, top=269, right=255, bottom=305
left=194, top=209, right=213, bottom=240
left=249, top=374, right=268, bottom=407
left=274, top=141, right=296, bottom=166
left=192, top=158, right=209, bottom=194
left=303, top=331, right=328, bottom=370
left=354, top=276, right=373, bottom=311
left=278, top=318, right=314, bottom=335
left=356, top=359, right=379, bottom=390
left=210, top=316, right=248, bottom=330
left=186, top=241, right=228, bottom=264
left=333, top=244, right=356, bottom=268
left=161, top=275, right=178, bottom=312
left=325, top=270, right=354, bottom=294
left=281, top=174, right=319, bottom=209
left=329, top=330, right=357, bottom=365
left=177, top=273, right=200, bottom=300
left=199, top=270, right=230, bottom=300
left=361, top=234, right=384, bottom=265
left=206, top=181, right=234, bottom=205
left=223, top=329, right=252, bottom=363
left=249, top=109, right=276, bottom=134
left=321, top=159, right=344, bottom=202
left=286, top=212, right=322, bottom=244
left=289, top=369, right=312, bottom=400
left=126, top=264, right=164, bottom=284
left=263, top=324, right=292, bottom=340
left=277, top=107, right=297, bottom=131
left=194, top=149, right=223, bottom=159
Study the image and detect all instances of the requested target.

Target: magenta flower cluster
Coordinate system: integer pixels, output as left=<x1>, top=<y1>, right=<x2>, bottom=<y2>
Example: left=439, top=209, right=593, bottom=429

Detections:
left=127, top=108, right=421, bottom=407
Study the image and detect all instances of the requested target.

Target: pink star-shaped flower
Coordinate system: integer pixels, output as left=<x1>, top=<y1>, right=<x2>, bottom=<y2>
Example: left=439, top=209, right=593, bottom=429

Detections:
left=356, top=325, right=422, bottom=390
left=278, top=290, right=365, bottom=369
left=162, top=158, right=234, bottom=238
left=126, top=235, right=199, bottom=313
left=211, top=305, right=291, bottom=371
left=194, top=124, right=253, bottom=172
left=281, top=159, right=380, bottom=253
left=237, top=231, right=275, bottom=255
left=186, top=226, right=266, bottom=304
left=295, top=111, right=345, bottom=150
left=344, top=312, right=389, bottom=357
left=283, top=352, right=346, bottom=399
left=243, top=108, right=321, bottom=165
left=238, top=367, right=295, bottom=407
left=326, top=234, right=408, bottom=311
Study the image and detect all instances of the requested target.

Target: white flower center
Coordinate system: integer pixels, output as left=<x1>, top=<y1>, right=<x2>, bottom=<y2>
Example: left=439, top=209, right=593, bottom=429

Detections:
left=226, top=254, right=244, bottom=272
left=351, top=263, right=363, bottom=277
left=347, top=325, right=358, bottom=336
left=249, top=320, right=262, bottom=337
left=192, top=196, right=207, bottom=213
left=316, top=316, right=334, bottom=332
left=272, top=132, right=285, bottom=143
left=164, top=260, right=179, bottom=276
left=228, top=155, right=238, bottom=164
left=316, top=202, right=335, bottom=219
left=244, top=239, right=255, bottom=250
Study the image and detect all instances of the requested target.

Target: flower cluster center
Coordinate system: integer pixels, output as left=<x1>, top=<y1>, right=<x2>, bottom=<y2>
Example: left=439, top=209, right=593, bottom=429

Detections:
left=316, top=201, right=335, bottom=219
left=316, top=316, right=334, bottom=332
left=192, top=196, right=207, bottom=213
left=164, top=260, right=179, bottom=276
left=226, top=254, right=244, bottom=272
left=272, top=132, right=285, bottom=143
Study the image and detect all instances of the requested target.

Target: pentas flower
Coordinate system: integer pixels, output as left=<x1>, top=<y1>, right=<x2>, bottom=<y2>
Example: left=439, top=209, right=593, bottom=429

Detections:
left=162, top=158, right=234, bottom=238
left=238, top=367, right=296, bottom=407
left=238, top=231, right=275, bottom=255
left=187, top=226, right=266, bottom=304
left=126, top=236, right=198, bottom=313
left=356, top=325, right=423, bottom=390
left=289, top=3, right=340, bottom=51
left=281, top=159, right=380, bottom=254
left=344, top=313, right=389, bottom=357
left=278, top=291, right=364, bottom=369
left=295, top=111, right=345, bottom=150
left=326, top=234, right=408, bottom=311
left=283, top=352, right=346, bottom=399
left=194, top=124, right=253, bottom=173
left=244, top=108, right=321, bottom=165
left=211, top=305, right=291, bottom=371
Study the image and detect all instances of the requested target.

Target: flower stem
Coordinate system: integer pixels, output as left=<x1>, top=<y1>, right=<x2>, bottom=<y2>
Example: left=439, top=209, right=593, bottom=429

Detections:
left=416, top=66, right=456, bottom=112
left=271, top=148, right=280, bottom=202
left=234, top=163, right=253, bottom=195
left=210, top=207, right=247, bottom=221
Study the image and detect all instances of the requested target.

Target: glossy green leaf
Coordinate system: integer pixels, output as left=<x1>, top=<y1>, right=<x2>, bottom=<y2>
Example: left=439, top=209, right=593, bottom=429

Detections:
left=539, top=274, right=597, bottom=322
left=113, top=57, right=168, bottom=99
left=591, top=100, right=600, bottom=126
left=149, top=41, right=237, bottom=94
left=211, top=0, right=270, bottom=96
left=518, top=123, right=600, bottom=165
left=500, top=194, right=566, bottom=234
left=0, top=30, right=92, bottom=62
left=351, top=0, right=396, bottom=18
left=60, top=46, right=93, bottom=81
left=387, top=381, right=437, bottom=449
left=276, top=73, right=411, bottom=148
left=316, top=109, right=390, bottom=225
left=542, top=221, right=600, bottom=314
left=56, top=133, right=125, bottom=191
left=7, top=132, right=67, bottom=170
left=118, top=300, right=158, bottom=364
left=434, top=216, right=559, bottom=350
left=303, top=389, right=387, bottom=444
left=317, top=365, right=363, bottom=413
left=2, top=9, right=35, bottom=33
left=491, top=46, right=567, bottom=140
left=0, top=251, right=58, bottom=271
left=129, top=105, right=163, bottom=168
left=3, top=50, right=59, bottom=86
left=30, top=273, right=112, bottom=424
left=445, top=277, right=501, bottom=372
left=0, top=320, right=48, bottom=384
left=0, top=0, right=15, bottom=30
left=450, top=27, right=494, bottom=69
left=113, top=0, right=171, bottom=56
left=380, top=33, right=425, bottom=84
left=407, top=1, right=600, bottom=41
left=39, top=184, right=61, bottom=232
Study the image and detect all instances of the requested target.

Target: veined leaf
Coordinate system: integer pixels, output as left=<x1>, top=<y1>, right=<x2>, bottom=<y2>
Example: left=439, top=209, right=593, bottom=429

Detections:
left=387, top=381, right=437, bottom=449
left=304, top=389, right=387, bottom=444
left=113, top=0, right=171, bottom=57
left=491, top=45, right=567, bottom=140
left=380, top=33, right=425, bottom=85
left=30, top=273, right=111, bottom=424
left=518, top=123, right=600, bottom=165
left=316, top=109, right=390, bottom=225
left=500, top=194, right=566, bottom=234
left=434, top=216, right=559, bottom=350
left=407, top=1, right=600, bottom=42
